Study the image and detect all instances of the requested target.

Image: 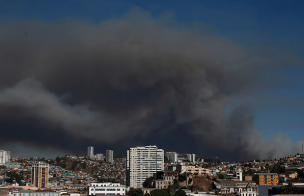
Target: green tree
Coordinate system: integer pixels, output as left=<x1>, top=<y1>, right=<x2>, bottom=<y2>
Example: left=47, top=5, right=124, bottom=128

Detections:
left=150, top=189, right=169, bottom=196
left=173, top=179, right=180, bottom=190
left=281, top=182, right=300, bottom=194
left=143, top=176, right=154, bottom=188
left=144, top=193, right=150, bottom=196
left=127, top=188, right=144, bottom=196
left=167, top=185, right=175, bottom=195
left=244, top=169, right=255, bottom=175
left=297, top=169, right=304, bottom=178
left=218, top=174, right=225, bottom=179
left=174, top=189, right=187, bottom=196
left=6, top=171, right=24, bottom=185
left=167, top=179, right=180, bottom=195
left=271, top=164, right=285, bottom=174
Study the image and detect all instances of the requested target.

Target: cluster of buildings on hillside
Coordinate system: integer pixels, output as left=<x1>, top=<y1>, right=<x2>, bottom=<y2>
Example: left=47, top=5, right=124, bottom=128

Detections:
left=0, top=149, right=126, bottom=196
left=166, top=152, right=197, bottom=164
left=87, top=147, right=114, bottom=164
left=2, top=146, right=304, bottom=196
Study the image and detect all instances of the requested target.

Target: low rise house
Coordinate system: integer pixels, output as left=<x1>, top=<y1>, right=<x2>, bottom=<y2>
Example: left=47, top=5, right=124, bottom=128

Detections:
left=186, top=168, right=209, bottom=176
left=9, top=190, right=61, bottom=196
left=88, top=182, right=125, bottom=196
left=154, top=171, right=178, bottom=189
left=218, top=180, right=258, bottom=196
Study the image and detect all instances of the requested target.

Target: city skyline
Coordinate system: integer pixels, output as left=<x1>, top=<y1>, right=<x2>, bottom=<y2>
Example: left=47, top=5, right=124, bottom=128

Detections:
left=0, top=0, right=303, bottom=161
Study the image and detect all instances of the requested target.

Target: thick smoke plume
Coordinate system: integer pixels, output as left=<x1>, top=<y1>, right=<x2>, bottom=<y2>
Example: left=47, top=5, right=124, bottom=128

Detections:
left=0, top=9, right=301, bottom=160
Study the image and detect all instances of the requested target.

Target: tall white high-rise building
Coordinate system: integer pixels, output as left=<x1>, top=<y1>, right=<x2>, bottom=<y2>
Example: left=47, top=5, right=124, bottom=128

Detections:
left=106, top=150, right=114, bottom=164
left=126, top=145, right=164, bottom=188
left=166, top=152, right=178, bottom=164
left=0, top=150, right=10, bottom=165
left=87, top=146, right=94, bottom=157
left=187, top=154, right=196, bottom=163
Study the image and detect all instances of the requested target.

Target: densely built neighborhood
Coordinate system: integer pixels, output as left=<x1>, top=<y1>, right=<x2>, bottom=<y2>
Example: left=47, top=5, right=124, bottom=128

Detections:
left=1, top=146, right=304, bottom=196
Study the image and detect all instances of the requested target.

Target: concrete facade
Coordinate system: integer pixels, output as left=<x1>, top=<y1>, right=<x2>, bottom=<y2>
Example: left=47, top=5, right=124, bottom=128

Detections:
left=154, top=171, right=178, bottom=189
left=106, top=150, right=114, bottom=164
left=219, top=181, right=258, bottom=196
left=126, top=145, right=164, bottom=188
left=88, top=182, right=125, bottom=196
left=187, top=154, right=196, bottom=163
left=253, top=173, right=279, bottom=185
left=186, top=168, right=209, bottom=176
left=9, top=190, right=61, bottom=196
left=87, top=146, right=94, bottom=158
left=31, top=162, right=49, bottom=188
left=0, top=150, right=10, bottom=165
left=166, top=152, right=178, bottom=164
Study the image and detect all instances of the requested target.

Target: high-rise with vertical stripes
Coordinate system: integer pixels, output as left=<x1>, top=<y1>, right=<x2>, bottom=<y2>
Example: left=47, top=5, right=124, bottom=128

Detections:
left=31, top=162, right=49, bottom=188
left=87, top=146, right=94, bottom=158
left=0, top=150, right=10, bottom=165
left=106, top=150, right=114, bottom=164
left=126, top=145, right=164, bottom=188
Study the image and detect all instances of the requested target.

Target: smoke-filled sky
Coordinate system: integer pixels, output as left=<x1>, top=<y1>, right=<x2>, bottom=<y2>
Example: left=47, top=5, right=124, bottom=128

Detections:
left=0, top=0, right=304, bottom=161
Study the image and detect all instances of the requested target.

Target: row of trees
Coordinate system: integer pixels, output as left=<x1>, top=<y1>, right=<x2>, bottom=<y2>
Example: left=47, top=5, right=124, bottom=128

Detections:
left=297, top=169, right=304, bottom=178
left=6, top=171, right=24, bottom=185
left=127, top=188, right=187, bottom=196
left=270, top=164, right=285, bottom=174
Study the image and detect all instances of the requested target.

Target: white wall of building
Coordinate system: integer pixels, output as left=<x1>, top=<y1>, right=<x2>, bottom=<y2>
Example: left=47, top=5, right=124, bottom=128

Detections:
left=168, top=152, right=178, bottom=164
left=127, top=145, right=164, bottom=188
left=87, top=146, right=94, bottom=157
left=233, top=171, right=243, bottom=181
left=0, top=150, right=10, bottom=165
left=88, top=182, right=125, bottom=196
left=106, top=150, right=114, bottom=164
left=186, top=154, right=195, bottom=163
left=9, top=191, right=60, bottom=196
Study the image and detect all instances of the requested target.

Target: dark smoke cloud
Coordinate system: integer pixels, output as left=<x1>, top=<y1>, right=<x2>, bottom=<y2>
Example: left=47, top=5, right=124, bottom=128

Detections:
left=0, top=8, right=301, bottom=160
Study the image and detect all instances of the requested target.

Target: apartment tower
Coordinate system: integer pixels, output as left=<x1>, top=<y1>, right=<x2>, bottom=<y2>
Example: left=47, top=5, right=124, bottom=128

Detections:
left=31, top=162, right=49, bottom=188
left=106, top=150, right=114, bottom=164
left=187, top=154, right=196, bottom=163
left=0, top=150, right=10, bottom=165
left=87, top=146, right=94, bottom=158
left=126, top=145, right=164, bottom=188
left=166, top=152, right=178, bottom=164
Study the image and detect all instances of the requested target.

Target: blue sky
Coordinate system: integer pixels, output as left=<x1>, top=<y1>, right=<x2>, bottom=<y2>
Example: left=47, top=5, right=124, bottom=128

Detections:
left=1, top=0, right=304, bottom=157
